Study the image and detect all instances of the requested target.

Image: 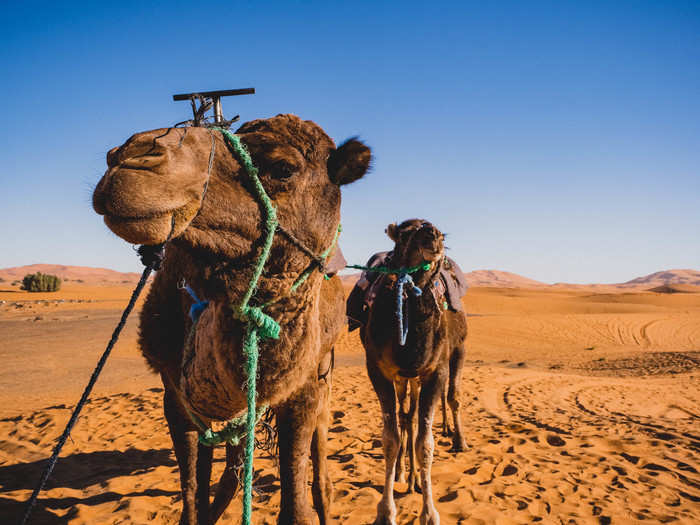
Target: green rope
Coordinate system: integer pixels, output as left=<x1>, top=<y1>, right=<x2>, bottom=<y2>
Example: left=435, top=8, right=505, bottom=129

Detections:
left=290, top=224, right=342, bottom=293
left=219, top=128, right=280, bottom=525
left=345, top=260, right=432, bottom=275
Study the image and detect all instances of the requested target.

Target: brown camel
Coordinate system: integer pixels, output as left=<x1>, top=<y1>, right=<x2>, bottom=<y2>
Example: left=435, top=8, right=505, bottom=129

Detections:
left=93, top=114, right=370, bottom=525
left=356, top=219, right=468, bottom=525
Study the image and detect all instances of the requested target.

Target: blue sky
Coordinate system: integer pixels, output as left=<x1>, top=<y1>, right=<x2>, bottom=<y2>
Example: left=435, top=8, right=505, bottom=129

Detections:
left=1, top=1, right=698, bottom=283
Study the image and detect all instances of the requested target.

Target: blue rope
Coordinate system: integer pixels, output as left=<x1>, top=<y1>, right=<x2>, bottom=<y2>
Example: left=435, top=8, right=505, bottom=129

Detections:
left=396, top=273, right=422, bottom=346
left=183, top=284, right=210, bottom=322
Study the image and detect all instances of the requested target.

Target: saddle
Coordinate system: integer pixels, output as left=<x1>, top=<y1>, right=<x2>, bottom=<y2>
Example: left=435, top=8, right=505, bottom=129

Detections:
left=346, top=252, right=468, bottom=331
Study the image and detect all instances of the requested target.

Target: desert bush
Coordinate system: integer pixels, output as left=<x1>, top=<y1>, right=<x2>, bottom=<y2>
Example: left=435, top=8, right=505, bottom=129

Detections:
left=21, top=272, right=62, bottom=292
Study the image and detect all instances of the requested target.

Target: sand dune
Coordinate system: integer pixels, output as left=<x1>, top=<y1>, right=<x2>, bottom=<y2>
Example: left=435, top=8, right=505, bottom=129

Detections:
left=1, top=283, right=699, bottom=524
left=0, top=264, right=142, bottom=285
left=624, top=269, right=700, bottom=288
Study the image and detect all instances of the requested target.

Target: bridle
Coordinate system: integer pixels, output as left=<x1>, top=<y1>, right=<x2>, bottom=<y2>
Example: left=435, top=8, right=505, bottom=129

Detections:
left=389, top=222, right=445, bottom=346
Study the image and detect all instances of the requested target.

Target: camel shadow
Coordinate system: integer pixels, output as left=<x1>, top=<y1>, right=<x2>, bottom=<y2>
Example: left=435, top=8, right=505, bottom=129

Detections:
left=0, top=448, right=179, bottom=523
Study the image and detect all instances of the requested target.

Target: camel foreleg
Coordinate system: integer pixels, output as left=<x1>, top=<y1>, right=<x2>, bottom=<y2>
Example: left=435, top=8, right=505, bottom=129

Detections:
left=276, top=379, right=320, bottom=525
left=163, top=384, right=212, bottom=525
left=395, top=378, right=408, bottom=484
left=416, top=369, right=445, bottom=525
left=405, top=378, right=420, bottom=494
left=209, top=442, right=244, bottom=524
left=367, top=361, right=399, bottom=525
left=447, top=344, right=467, bottom=452
left=311, top=369, right=332, bottom=525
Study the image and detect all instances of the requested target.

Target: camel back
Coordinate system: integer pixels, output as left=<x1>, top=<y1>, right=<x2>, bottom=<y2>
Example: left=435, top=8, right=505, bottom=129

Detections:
left=346, top=252, right=468, bottom=331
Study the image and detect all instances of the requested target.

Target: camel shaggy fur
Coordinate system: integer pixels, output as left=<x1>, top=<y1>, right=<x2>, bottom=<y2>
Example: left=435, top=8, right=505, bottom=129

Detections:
left=358, top=219, right=468, bottom=525
left=93, top=115, right=370, bottom=524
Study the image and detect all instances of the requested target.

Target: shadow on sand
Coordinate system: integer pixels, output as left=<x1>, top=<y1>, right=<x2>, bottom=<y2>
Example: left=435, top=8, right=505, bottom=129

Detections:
left=0, top=447, right=179, bottom=523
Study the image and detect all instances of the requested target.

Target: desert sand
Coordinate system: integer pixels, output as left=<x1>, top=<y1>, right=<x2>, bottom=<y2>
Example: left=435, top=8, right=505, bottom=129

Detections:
left=1, top=278, right=699, bottom=524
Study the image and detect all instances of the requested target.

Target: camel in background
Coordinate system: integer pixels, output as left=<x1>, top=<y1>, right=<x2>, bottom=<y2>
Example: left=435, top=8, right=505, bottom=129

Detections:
left=351, top=219, right=468, bottom=525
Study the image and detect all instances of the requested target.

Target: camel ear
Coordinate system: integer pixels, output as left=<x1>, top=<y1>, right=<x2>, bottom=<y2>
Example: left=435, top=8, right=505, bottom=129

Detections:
left=328, top=138, right=371, bottom=185
left=386, top=223, right=399, bottom=241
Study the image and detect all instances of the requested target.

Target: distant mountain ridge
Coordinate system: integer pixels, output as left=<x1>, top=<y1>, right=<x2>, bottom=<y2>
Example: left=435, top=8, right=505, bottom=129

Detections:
left=342, top=268, right=700, bottom=289
left=622, top=269, right=700, bottom=287
left=463, top=270, right=545, bottom=287
left=0, top=264, right=141, bottom=284
left=1, top=264, right=698, bottom=289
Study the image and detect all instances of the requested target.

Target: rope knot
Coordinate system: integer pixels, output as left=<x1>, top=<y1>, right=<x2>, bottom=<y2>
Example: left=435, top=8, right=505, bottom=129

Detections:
left=236, top=306, right=281, bottom=340
left=397, top=273, right=423, bottom=297
left=137, top=243, right=166, bottom=270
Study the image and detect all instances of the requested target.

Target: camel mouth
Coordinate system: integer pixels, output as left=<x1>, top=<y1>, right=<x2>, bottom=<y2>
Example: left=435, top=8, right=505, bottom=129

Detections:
left=102, top=208, right=174, bottom=223
left=101, top=200, right=199, bottom=245
left=102, top=211, right=177, bottom=245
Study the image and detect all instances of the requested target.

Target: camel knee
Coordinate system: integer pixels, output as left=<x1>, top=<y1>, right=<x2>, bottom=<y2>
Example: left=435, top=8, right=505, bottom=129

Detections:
left=382, top=424, right=400, bottom=457
left=447, top=394, right=461, bottom=412
left=416, top=429, right=434, bottom=467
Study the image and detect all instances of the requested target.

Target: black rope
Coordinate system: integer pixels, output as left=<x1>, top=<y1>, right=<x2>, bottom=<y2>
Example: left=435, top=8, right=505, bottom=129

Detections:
left=276, top=224, right=327, bottom=273
left=19, top=243, right=166, bottom=525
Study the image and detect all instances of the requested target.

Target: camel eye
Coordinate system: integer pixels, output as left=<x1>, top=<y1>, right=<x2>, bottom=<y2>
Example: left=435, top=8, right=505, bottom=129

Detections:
left=269, top=159, right=297, bottom=179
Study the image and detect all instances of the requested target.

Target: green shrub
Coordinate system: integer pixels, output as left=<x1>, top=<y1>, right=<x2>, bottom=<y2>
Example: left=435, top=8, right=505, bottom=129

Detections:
left=21, top=272, right=62, bottom=292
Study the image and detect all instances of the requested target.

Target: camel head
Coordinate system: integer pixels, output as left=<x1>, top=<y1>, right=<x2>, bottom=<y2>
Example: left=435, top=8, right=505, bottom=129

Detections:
left=385, top=219, right=445, bottom=268
left=93, top=114, right=370, bottom=275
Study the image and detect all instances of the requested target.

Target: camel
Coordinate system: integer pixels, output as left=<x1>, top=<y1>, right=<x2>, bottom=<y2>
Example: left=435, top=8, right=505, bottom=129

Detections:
left=352, top=219, right=468, bottom=525
left=93, top=114, right=371, bottom=525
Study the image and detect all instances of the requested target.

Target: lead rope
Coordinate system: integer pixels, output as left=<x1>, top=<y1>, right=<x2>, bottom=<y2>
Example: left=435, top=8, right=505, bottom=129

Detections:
left=19, top=243, right=167, bottom=525
left=396, top=272, right=422, bottom=346
left=217, top=128, right=279, bottom=525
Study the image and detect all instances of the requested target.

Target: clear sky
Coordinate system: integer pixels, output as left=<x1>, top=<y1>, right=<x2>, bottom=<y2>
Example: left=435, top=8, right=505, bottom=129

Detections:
left=1, top=1, right=698, bottom=284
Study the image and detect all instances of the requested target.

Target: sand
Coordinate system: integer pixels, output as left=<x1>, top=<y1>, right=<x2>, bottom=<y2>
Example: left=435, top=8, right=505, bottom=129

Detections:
left=1, top=283, right=698, bottom=524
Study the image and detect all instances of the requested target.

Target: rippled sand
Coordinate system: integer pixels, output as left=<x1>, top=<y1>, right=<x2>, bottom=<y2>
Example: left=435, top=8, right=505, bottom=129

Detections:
left=1, top=284, right=698, bottom=524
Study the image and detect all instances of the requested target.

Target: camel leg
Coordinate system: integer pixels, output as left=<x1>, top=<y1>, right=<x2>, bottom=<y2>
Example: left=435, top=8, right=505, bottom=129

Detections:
left=210, top=442, right=244, bottom=524
left=195, top=443, right=212, bottom=524
left=311, top=372, right=332, bottom=525
left=276, top=380, right=319, bottom=525
left=367, top=361, right=399, bottom=525
left=405, top=378, right=421, bottom=494
left=440, top=386, right=451, bottom=437
left=416, top=369, right=445, bottom=525
left=164, top=385, right=210, bottom=525
left=395, top=378, right=408, bottom=483
left=448, top=344, right=467, bottom=452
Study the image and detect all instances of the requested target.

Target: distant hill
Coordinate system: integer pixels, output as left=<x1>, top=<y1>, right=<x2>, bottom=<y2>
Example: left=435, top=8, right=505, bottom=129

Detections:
left=622, top=269, right=700, bottom=287
left=464, top=270, right=545, bottom=288
left=647, top=284, right=700, bottom=294
left=341, top=268, right=700, bottom=290
left=2, top=264, right=698, bottom=290
left=0, top=264, right=141, bottom=285
left=339, top=269, right=545, bottom=288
